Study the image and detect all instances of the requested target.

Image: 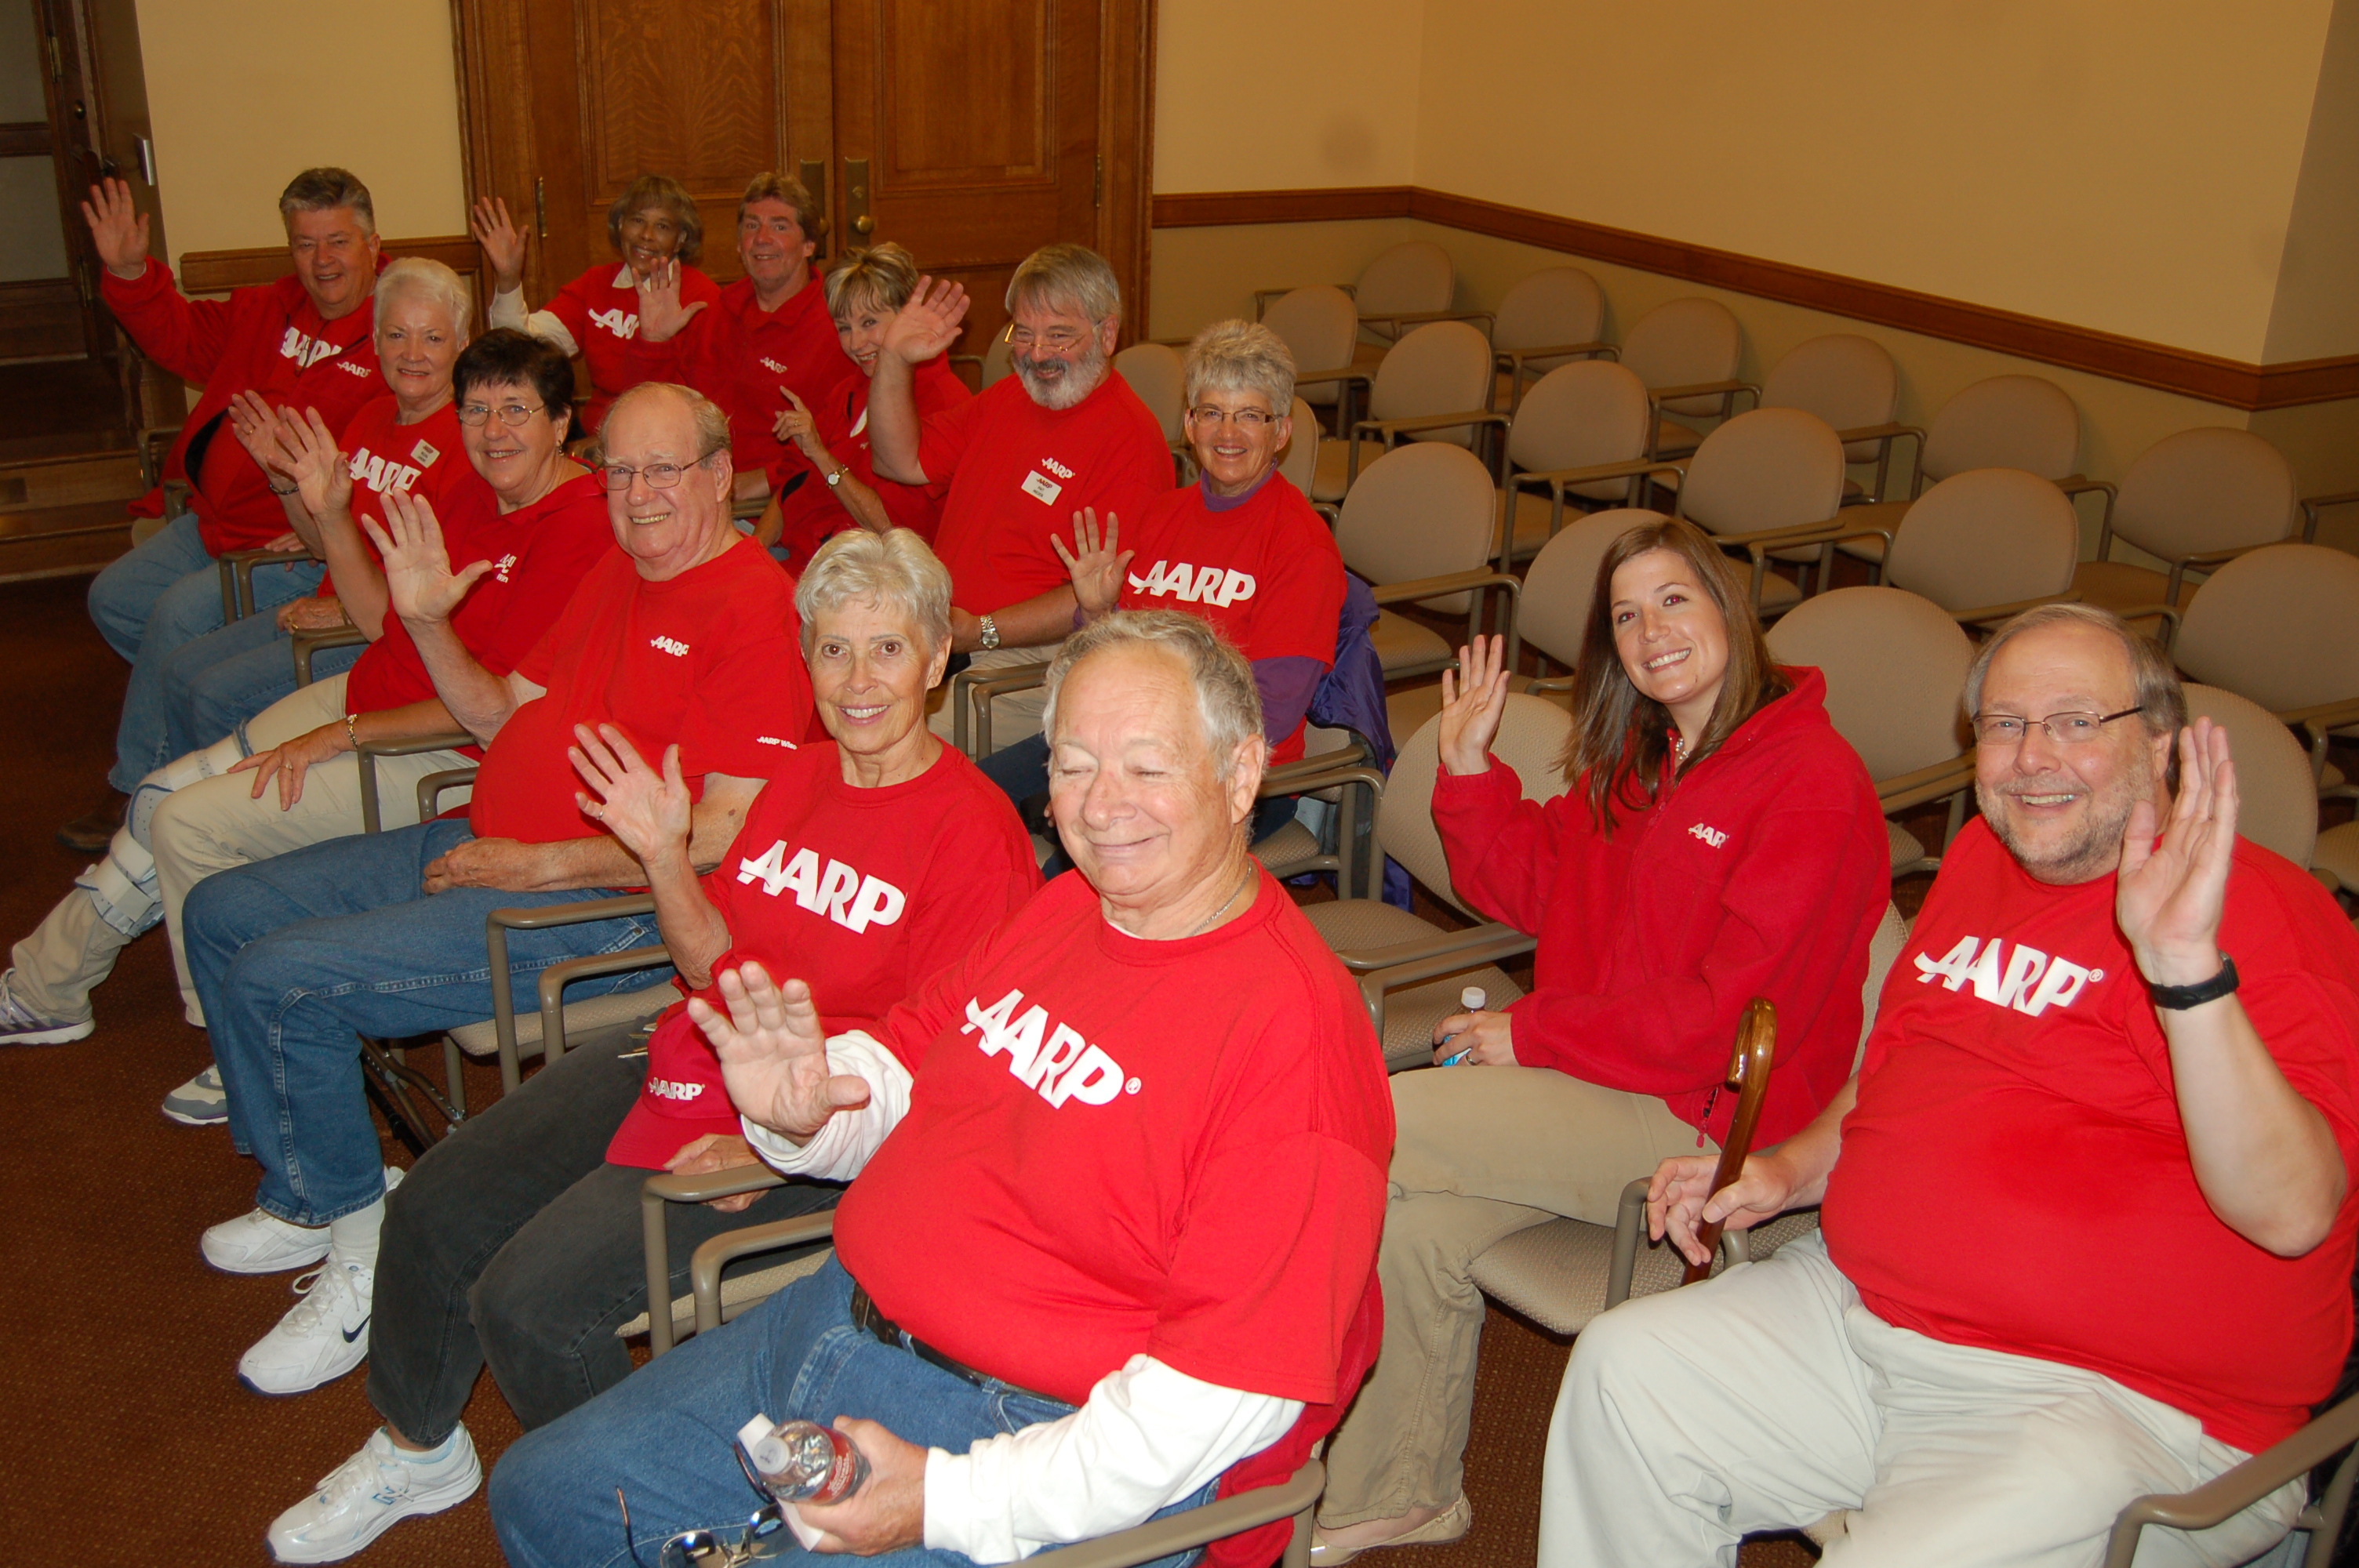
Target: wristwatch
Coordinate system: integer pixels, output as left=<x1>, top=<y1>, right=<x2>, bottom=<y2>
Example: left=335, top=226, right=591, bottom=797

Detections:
left=977, top=614, right=1001, bottom=652
left=825, top=465, right=848, bottom=488
left=2148, top=954, right=2239, bottom=1011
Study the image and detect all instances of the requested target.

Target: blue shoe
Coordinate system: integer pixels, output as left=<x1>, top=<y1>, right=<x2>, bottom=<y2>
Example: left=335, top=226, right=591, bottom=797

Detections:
left=162, top=1062, right=228, bottom=1126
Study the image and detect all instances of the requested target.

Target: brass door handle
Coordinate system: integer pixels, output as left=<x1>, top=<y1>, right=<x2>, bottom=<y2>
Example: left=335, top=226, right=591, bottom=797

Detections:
left=852, top=215, right=874, bottom=235
left=845, top=158, right=873, bottom=240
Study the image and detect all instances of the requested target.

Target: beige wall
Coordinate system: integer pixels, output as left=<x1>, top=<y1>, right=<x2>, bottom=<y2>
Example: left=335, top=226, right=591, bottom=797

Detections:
left=133, top=0, right=467, bottom=267
left=2266, top=0, right=2359, bottom=363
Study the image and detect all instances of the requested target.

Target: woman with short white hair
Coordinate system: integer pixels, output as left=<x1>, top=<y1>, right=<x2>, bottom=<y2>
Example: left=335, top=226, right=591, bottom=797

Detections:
left=260, top=527, right=1040, bottom=1566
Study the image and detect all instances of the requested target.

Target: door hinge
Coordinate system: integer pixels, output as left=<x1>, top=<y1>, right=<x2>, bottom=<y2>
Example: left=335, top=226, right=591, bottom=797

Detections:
left=1093, top=155, right=1103, bottom=209
left=46, top=31, right=63, bottom=80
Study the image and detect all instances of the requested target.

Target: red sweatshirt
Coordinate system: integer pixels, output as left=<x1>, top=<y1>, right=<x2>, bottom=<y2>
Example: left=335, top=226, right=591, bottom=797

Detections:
left=103, top=258, right=384, bottom=555
left=1428, top=667, right=1886, bottom=1145
left=537, top=262, right=723, bottom=434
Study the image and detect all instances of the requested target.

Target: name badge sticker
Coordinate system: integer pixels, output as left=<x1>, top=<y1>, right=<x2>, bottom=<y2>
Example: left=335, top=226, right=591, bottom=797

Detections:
left=1022, top=470, right=1063, bottom=506
left=410, top=439, right=441, bottom=467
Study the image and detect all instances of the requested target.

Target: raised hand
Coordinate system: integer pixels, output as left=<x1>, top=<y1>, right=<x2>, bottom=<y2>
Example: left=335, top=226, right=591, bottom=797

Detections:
left=278, top=406, right=354, bottom=520
left=880, top=277, right=969, bottom=365
left=469, top=196, right=528, bottom=293
left=362, top=490, right=490, bottom=626
left=81, top=178, right=150, bottom=279
left=772, top=386, right=823, bottom=456
left=568, top=723, right=692, bottom=869
left=634, top=258, right=708, bottom=343
left=2119, top=718, right=2238, bottom=988
left=689, top=962, right=874, bottom=1142
left=1050, top=508, right=1132, bottom=620
left=1647, top=1151, right=1796, bottom=1268
left=1436, top=634, right=1511, bottom=777
left=226, top=390, right=299, bottom=481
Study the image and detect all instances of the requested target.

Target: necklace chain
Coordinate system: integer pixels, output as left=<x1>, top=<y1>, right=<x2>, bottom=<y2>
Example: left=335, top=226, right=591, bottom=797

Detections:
left=1182, top=864, right=1256, bottom=939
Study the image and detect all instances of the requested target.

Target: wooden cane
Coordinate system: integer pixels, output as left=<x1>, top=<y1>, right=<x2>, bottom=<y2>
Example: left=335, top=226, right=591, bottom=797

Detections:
left=1682, top=997, right=1779, bottom=1285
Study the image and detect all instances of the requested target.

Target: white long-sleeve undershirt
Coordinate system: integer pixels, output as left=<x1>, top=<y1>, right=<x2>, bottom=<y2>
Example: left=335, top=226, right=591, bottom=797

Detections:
left=487, top=284, right=581, bottom=358
left=740, top=1033, right=1303, bottom=1565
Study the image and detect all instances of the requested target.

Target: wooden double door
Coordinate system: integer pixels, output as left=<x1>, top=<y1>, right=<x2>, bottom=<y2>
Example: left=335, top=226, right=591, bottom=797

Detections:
left=454, top=0, right=1155, bottom=351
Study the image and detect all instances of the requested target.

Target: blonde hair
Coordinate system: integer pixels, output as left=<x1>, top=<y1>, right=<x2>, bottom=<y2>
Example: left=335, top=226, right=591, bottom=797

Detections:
left=1043, top=611, right=1262, bottom=781
left=824, top=244, right=921, bottom=321
left=374, top=258, right=471, bottom=341
left=1183, top=320, right=1295, bottom=410
left=796, top=528, right=953, bottom=656
left=1006, top=242, right=1120, bottom=326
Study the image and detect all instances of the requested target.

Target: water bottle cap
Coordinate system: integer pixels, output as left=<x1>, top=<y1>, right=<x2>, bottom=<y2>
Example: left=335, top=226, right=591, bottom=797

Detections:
left=1460, top=986, right=1486, bottom=1009
left=737, top=1414, right=776, bottom=1453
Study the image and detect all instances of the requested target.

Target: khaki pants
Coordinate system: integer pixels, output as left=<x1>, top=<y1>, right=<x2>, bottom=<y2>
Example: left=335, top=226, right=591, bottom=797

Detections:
left=8, top=676, right=472, bottom=1027
left=925, top=644, right=1056, bottom=750
left=1318, top=1065, right=1708, bottom=1526
left=1542, top=1232, right=2300, bottom=1567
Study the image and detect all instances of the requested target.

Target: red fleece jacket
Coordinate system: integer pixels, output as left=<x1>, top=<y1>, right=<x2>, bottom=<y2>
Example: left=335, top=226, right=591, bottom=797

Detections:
left=1429, top=666, right=1887, bottom=1145
left=103, top=257, right=385, bottom=555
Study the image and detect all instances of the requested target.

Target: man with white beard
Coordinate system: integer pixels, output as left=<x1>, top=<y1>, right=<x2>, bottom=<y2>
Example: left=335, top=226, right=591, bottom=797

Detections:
left=865, top=243, right=1172, bottom=744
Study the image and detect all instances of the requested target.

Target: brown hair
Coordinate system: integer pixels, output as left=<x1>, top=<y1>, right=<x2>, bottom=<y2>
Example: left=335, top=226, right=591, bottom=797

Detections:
left=738, top=171, right=817, bottom=234
left=1558, top=516, right=1790, bottom=835
left=280, top=168, right=373, bottom=234
left=607, top=174, right=703, bottom=267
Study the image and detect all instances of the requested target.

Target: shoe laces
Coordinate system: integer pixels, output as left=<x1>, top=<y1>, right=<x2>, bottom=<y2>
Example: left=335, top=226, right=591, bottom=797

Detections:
left=0, top=974, right=45, bottom=1030
left=316, top=1433, right=409, bottom=1508
left=283, top=1258, right=370, bottom=1334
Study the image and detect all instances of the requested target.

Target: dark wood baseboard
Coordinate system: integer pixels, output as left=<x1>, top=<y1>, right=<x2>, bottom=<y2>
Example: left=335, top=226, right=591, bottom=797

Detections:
left=1150, top=186, right=2359, bottom=412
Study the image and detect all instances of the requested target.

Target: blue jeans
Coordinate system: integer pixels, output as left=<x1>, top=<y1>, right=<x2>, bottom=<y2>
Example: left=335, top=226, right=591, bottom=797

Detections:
left=161, top=610, right=365, bottom=758
left=184, top=816, right=671, bottom=1226
left=90, top=514, right=325, bottom=790
left=489, top=1256, right=1218, bottom=1568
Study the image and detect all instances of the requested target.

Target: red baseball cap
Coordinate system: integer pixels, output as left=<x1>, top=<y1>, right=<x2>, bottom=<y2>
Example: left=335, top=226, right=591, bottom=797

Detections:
left=605, top=999, right=749, bottom=1168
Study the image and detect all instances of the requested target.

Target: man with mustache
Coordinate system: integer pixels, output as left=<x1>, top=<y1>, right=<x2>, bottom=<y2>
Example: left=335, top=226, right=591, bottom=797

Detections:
left=864, top=243, right=1172, bottom=744
left=1544, top=602, right=2359, bottom=1568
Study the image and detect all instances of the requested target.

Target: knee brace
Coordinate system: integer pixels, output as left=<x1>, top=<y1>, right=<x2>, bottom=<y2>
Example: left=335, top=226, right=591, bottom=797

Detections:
left=128, top=733, right=251, bottom=848
left=75, top=826, right=161, bottom=939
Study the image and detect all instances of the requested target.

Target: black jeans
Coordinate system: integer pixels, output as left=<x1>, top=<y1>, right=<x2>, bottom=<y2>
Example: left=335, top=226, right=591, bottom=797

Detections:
left=979, top=734, right=1300, bottom=877
left=365, top=1027, right=841, bottom=1443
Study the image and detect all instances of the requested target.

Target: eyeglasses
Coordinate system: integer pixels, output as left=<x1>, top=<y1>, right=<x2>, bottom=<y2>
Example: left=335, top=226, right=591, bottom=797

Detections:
left=600, top=449, right=726, bottom=492
left=1187, top=405, right=1278, bottom=429
left=1004, top=324, right=1091, bottom=354
left=456, top=401, right=547, bottom=427
left=1970, top=707, right=2143, bottom=746
left=620, top=1446, right=789, bottom=1567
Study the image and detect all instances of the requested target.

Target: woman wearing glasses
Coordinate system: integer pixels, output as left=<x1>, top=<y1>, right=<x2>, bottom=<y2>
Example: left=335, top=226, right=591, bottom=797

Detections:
left=1313, top=516, right=1888, bottom=1563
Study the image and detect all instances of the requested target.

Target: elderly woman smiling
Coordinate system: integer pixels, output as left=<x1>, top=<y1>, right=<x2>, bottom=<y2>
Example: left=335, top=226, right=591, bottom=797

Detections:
left=259, top=527, right=1039, bottom=1566
left=981, top=320, right=1346, bottom=861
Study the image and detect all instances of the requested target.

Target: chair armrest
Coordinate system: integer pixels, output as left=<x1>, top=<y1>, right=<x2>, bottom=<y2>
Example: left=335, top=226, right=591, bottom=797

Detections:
left=2110, top=602, right=2184, bottom=649
left=482, top=895, right=661, bottom=1091
left=216, top=547, right=296, bottom=622
left=2281, top=698, right=2359, bottom=733
left=1605, top=1177, right=1652, bottom=1311
left=1038, top=1460, right=1328, bottom=1568
left=1877, top=753, right=1976, bottom=814
left=2300, top=489, right=2359, bottom=543
left=416, top=767, right=478, bottom=824
left=291, top=626, right=367, bottom=686
left=1513, top=458, right=1686, bottom=495
left=2103, top=1392, right=2359, bottom=1568
left=1944, top=590, right=2082, bottom=627
left=1340, top=920, right=1536, bottom=977
left=355, top=731, right=478, bottom=835
left=1369, top=568, right=1521, bottom=608
left=536, top=943, right=671, bottom=1057
left=642, top=1162, right=791, bottom=1354
left=1498, top=341, right=1616, bottom=372
left=1353, top=409, right=1509, bottom=441
left=2058, top=477, right=2119, bottom=552
left=1649, top=379, right=1760, bottom=405
left=1359, top=307, right=1496, bottom=335
left=1833, top=421, right=1922, bottom=446
left=1290, top=365, right=1375, bottom=390
left=948, top=658, right=1054, bottom=757
left=692, top=1210, right=844, bottom=1333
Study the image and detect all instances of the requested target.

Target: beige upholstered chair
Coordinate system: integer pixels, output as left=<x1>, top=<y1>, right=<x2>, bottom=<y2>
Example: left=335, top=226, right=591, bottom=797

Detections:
left=1760, top=334, right=1900, bottom=500
left=1331, top=442, right=1520, bottom=690
left=1275, top=396, right=1320, bottom=498
left=1299, top=693, right=1574, bottom=1070
left=1837, top=373, right=2086, bottom=563
left=1880, top=468, right=2081, bottom=625
left=1113, top=340, right=1189, bottom=482
left=1668, top=407, right=1854, bottom=615
left=1494, top=359, right=1666, bottom=568
left=1465, top=900, right=1910, bottom=1335
left=1311, top=320, right=1501, bottom=504
left=1619, top=296, right=1750, bottom=459
left=2182, top=685, right=2317, bottom=871
left=949, top=331, right=1015, bottom=392
left=1349, top=239, right=1461, bottom=345
left=1765, top=586, right=1978, bottom=877
left=1263, top=284, right=1364, bottom=418
left=2074, top=427, right=2296, bottom=613
left=1517, top=509, right=1667, bottom=690
left=1490, top=266, right=1611, bottom=412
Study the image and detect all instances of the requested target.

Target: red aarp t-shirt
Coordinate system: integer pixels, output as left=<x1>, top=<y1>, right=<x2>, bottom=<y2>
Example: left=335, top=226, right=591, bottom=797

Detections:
left=343, top=470, right=613, bottom=726
left=313, top=398, right=492, bottom=601
left=772, top=355, right=969, bottom=565
left=917, top=372, right=1173, bottom=613
left=606, top=741, right=1038, bottom=1167
left=832, top=870, right=1393, bottom=1409
left=467, top=539, right=813, bottom=844
left=1823, top=818, right=2359, bottom=1454
left=626, top=273, right=853, bottom=492
left=543, top=262, right=722, bottom=433
left=1117, top=477, right=1345, bottom=763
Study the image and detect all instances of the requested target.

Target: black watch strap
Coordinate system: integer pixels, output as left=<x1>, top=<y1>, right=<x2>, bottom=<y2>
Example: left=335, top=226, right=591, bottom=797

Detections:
left=2148, top=955, right=2239, bottom=1011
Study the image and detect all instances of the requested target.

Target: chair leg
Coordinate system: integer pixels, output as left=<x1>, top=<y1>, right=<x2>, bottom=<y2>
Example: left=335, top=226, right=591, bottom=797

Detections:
left=1284, top=1503, right=1315, bottom=1568
left=442, top=1034, right=468, bottom=1117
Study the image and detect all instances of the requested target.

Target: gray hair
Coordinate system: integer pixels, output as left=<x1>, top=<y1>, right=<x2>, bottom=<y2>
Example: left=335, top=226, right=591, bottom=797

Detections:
left=604, top=381, right=731, bottom=462
left=280, top=168, right=374, bottom=234
left=1183, top=320, right=1294, bottom=411
left=1963, top=602, right=2186, bottom=737
left=1041, top=611, right=1263, bottom=781
left=825, top=243, right=921, bottom=321
left=794, top=528, right=953, bottom=657
left=374, top=257, right=472, bottom=341
left=1006, top=242, right=1121, bottom=328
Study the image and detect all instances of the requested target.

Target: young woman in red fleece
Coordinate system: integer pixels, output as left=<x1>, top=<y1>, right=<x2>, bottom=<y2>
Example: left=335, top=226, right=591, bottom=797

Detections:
left=1314, top=516, right=1889, bottom=1563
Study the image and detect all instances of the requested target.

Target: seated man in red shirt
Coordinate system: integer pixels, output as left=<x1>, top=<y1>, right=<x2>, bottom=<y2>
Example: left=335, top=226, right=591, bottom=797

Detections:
left=865, top=242, right=1174, bottom=746
left=75, top=169, right=389, bottom=849
left=1551, top=603, right=2359, bottom=1568
left=626, top=172, right=852, bottom=511
left=488, top=612, right=1392, bottom=1568
left=180, top=382, right=814, bottom=1403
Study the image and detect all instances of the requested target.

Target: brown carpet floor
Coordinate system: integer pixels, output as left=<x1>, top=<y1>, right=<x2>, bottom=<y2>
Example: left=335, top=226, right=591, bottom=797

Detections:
left=0, top=572, right=1819, bottom=1566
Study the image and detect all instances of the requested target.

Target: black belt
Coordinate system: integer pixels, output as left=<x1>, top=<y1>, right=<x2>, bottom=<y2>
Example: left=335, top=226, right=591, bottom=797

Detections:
left=848, top=1283, right=1063, bottom=1406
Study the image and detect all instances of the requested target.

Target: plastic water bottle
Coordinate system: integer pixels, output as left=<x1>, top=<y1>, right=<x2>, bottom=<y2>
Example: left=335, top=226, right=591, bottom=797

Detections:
left=737, top=1414, right=870, bottom=1504
left=1439, top=986, right=1488, bottom=1066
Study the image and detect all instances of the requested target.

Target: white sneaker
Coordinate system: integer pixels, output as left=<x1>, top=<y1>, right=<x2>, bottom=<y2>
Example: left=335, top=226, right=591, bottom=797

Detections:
left=267, top=1425, right=481, bottom=1563
left=199, top=1167, right=405, bottom=1275
left=240, top=1253, right=376, bottom=1396
left=0, top=967, right=93, bottom=1047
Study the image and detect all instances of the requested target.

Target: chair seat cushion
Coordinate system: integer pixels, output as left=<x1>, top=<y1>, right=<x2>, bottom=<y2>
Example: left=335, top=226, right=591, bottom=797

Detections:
left=2071, top=558, right=2173, bottom=615
left=1754, top=570, right=1803, bottom=613
left=1652, top=417, right=1705, bottom=457
left=1370, top=608, right=1452, bottom=676
left=1300, top=899, right=1526, bottom=1071
left=1255, top=818, right=1323, bottom=877
left=1311, top=437, right=1379, bottom=503
left=1888, top=818, right=1933, bottom=873
left=1468, top=1207, right=1823, bottom=1336
left=1834, top=499, right=1906, bottom=563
